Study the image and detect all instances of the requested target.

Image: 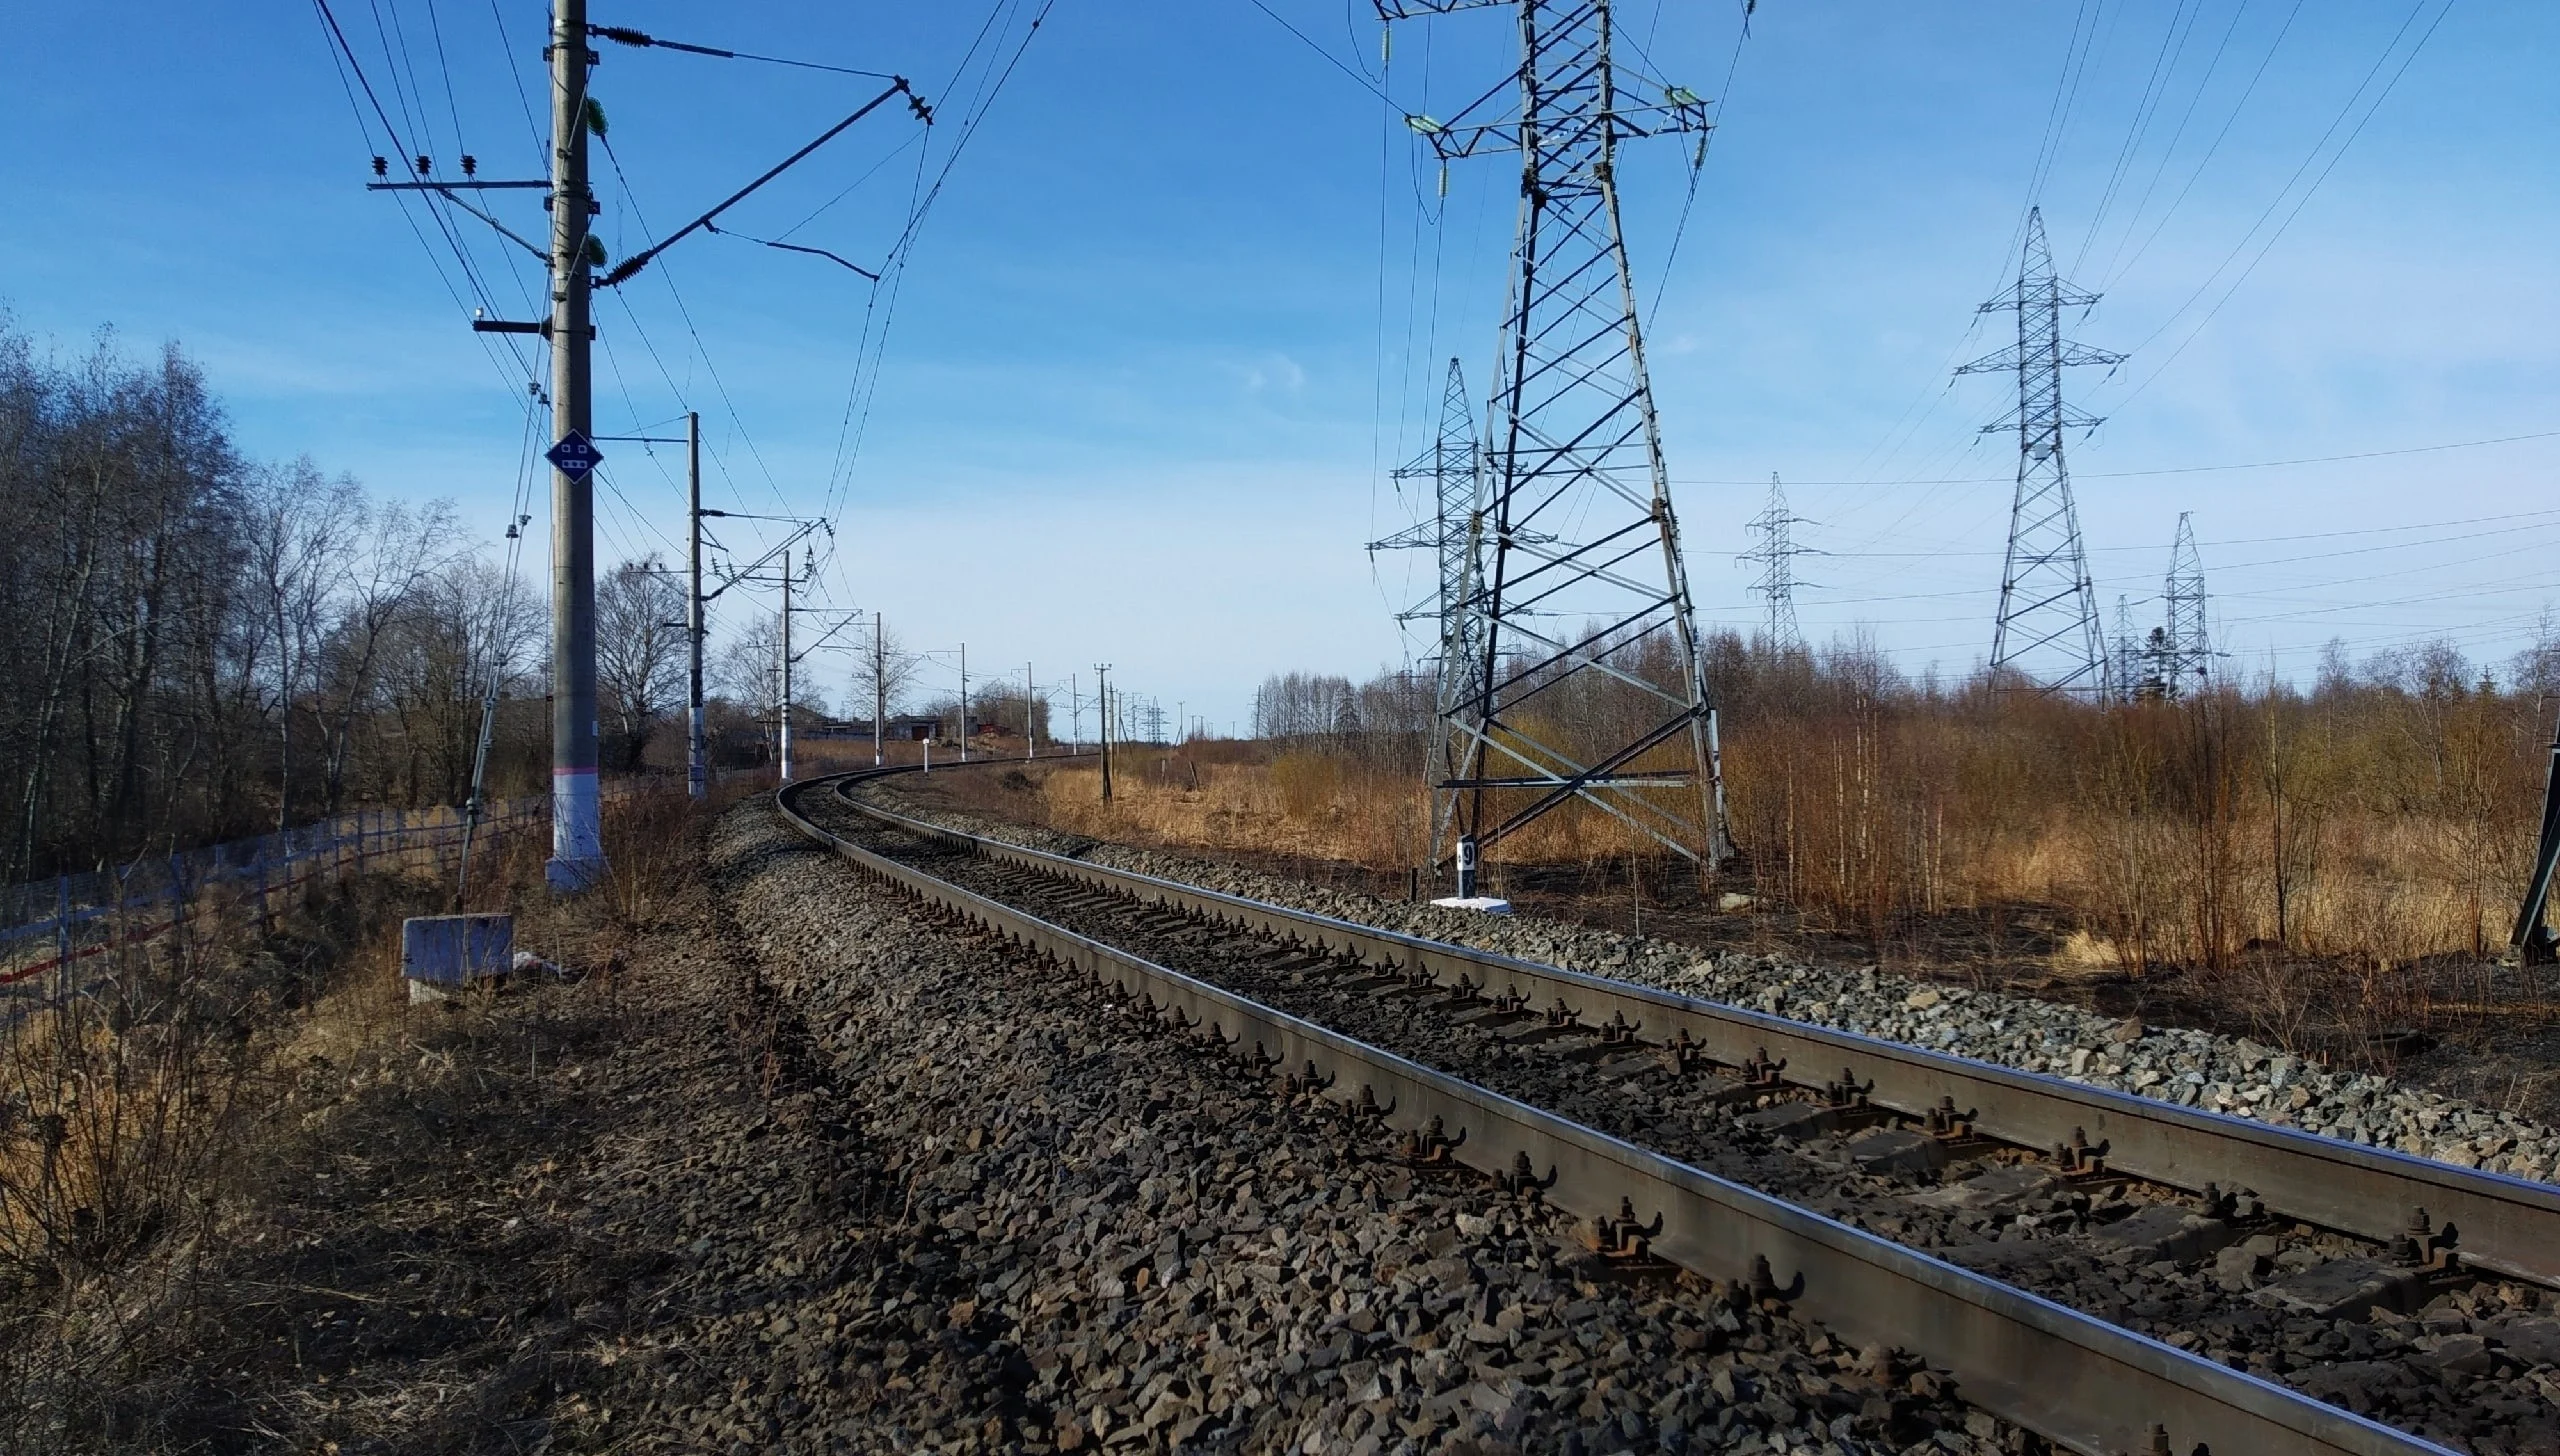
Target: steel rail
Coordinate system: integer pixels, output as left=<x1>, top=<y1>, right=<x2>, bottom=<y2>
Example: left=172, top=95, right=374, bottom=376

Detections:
left=779, top=769, right=2446, bottom=1456
left=830, top=774, right=2560, bottom=1291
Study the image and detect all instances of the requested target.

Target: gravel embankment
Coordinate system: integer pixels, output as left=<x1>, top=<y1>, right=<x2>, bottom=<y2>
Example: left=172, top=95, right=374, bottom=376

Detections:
left=715, top=801, right=2028, bottom=1454
left=811, top=803, right=2560, bottom=1453
left=862, top=782, right=2560, bottom=1185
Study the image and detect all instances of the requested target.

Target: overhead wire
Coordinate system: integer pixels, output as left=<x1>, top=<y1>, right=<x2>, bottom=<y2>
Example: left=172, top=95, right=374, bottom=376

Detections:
left=2101, top=0, right=2302, bottom=290
left=595, top=131, right=794, bottom=517
left=1644, top=1, right=1752, bottom=331
left=2069, top=0, right=2203, bottom=279
left=1243, top=0, right=1399, bottom=107
left=824, top=0, right=1058, bottom=519
left=1677, top=426, right=2560, bottom=488
left=2097, top=0, right=2458, bottom=410
left=810, top=0, right=1017, bottom=519
left=487, top=0, right=546, bottom=169
left=2090, top=0, right=2255, bottom=289
left=309, top=0, right=540, bottom=390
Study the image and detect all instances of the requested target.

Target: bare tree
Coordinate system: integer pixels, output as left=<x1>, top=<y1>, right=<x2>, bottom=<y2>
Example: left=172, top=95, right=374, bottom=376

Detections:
left=317, top=496, right=461, bottom=810
left=848, top=619, right=927, bottom=724
left=242, top=462, right=359, bottom=831
left=596, top=555, right=687, bottom=772
left=0, top=318, right=554, bottom=875
left=376, top=557, right=542, bottom=803
left=714, top=612, right=785, bottom=763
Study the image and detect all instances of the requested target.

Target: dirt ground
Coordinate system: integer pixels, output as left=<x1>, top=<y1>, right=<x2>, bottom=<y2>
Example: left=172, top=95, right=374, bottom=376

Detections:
left=0, top=800, right=797, bottom=1452
left=15, top=795, right=1987, bottom=1456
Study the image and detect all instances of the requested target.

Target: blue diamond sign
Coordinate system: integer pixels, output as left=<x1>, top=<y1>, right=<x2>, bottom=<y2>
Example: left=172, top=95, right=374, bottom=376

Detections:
left=545, top=430, right=603, bottom=481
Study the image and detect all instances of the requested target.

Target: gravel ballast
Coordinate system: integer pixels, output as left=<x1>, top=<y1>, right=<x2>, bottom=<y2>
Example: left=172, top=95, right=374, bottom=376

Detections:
left=862, top=781, right=2560, bottom=1186
left=718, top=801, right=2021, bottom=1453
left=812, top=794, right=2560, bottom=1453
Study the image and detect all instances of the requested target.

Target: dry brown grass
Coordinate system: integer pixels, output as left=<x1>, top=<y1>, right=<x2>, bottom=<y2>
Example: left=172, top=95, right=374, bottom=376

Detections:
left=0, top=779, right=726, bottom=1450
left=945, top=672, right=2548, bottom=988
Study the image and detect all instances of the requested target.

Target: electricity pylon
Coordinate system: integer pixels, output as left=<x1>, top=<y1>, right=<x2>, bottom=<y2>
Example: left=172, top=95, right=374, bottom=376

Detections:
left=1368, top=358, right=1488, bottom=860
left=1379, top=0, right=1732, bottom=884
left=1957, top=207, right=2123, bottom=698
left=1738, top=473, right=1814, bottom=652
left=2110, top=593, right=2144, bottom=704
left=2162, top=511, right=2211, bottom=698
left=1370, top=358, right=1485, bottom=637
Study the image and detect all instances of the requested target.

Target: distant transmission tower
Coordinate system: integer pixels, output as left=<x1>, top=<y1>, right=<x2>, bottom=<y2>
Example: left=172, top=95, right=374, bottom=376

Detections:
left=2162, top=511, right=2210, bottom=698
left=1370, top=359, right=1486, bottom=640
left=1369, top=358, right=1488, bottom=857
left=1956, top=207, right=2123, bottom=697
left=2110, top=594, right=2142, bottom=704
left=1380, top=0, right=1732, bottom=884
left=1738, top=474, right=1814, bottom=651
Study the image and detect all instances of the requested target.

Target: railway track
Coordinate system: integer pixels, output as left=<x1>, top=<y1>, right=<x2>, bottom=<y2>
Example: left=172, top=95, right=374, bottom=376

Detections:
left=782, top=765, right=2560, bottom=1456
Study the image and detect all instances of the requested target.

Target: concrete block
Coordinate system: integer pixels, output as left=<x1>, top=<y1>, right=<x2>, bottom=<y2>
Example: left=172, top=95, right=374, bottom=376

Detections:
left=2090, top=1204, right=2233, bottom=1266
left=1908, top=1164, right=2058, bottom=1213
left=402, top=914, right=514, bottom=989
left=1736, top=1100, right=1842, bottom=1140
left=1847, top=1126, right=1949, bottom=1176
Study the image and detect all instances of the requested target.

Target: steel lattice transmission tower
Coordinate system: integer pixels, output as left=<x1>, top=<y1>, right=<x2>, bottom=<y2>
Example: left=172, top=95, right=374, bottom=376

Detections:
left=1956, top=207, right=2123, bottom=697
left=1369, top=358, right=1486, bottom=640
left=1368, top=358, right=1490, bottom=856
left=2161, top=511, right=2211, bottom=698
left=1379, top=0, right=1732, bottom=881
left=1738, top=473, right=1814, bottom=651
left=2110, top=593, right=2144, bottom=704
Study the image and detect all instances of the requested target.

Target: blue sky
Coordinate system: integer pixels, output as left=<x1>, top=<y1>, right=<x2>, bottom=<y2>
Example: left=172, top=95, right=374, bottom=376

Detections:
left=3, top=0, right=2551, bottom=730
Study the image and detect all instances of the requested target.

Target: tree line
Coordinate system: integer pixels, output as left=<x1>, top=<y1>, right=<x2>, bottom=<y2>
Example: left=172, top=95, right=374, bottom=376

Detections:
left=1249, top=622, right=2560, bottom=976
left=0, top=319, right=905, bottom=882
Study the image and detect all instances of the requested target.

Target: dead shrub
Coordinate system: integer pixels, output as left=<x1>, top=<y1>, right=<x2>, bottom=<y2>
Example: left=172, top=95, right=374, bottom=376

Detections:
left=1270, top=752, right=1341, bottom=822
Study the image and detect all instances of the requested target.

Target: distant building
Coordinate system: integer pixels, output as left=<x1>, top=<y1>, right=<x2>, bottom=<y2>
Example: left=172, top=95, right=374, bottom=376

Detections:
left=811, top=714, right=940, bottom=742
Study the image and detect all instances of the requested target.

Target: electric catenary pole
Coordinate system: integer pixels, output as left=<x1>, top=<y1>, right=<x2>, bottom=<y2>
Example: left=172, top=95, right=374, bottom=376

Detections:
left=546, top=0, right=606, bottom=887
left=778, top=546, right=798, bottom=784
left=1378, top=0, right=1731, bottom=886
left=2162, top=511, right=2210, bottom=699
left=1956, top=207, right=2122, bottom=699
left=686, top=411, right=706, bottom=798
left=1738, top=473, right=1813, bottom=652
left=347, top=11, right=935, bottom=883
left=1094, top=664, right=1114, bottom=804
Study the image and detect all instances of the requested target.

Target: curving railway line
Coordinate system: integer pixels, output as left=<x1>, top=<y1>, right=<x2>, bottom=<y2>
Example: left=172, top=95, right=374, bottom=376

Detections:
left=782, top=764, right=2560, bottom=1456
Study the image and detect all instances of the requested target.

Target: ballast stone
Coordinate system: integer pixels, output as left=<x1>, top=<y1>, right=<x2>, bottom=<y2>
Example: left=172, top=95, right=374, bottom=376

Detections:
left=861, top=784, right=2560, bottom=1187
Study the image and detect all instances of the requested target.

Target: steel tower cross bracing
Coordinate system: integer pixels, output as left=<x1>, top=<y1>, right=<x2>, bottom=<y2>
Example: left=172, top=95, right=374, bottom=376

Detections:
left=1368, top=358, right=1491, bottom=859
left=1956, top=207, right=2123, bottom=698
left=1738, top=473, right=1812, bottom=652
left=1378, top=0, right=1732, bottom=874
left=2111, top=593, right=2144, bottom=705
left=2163, top=511, right=2211, bottom=698
left=1369, top=358, right=1486, bottom=637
